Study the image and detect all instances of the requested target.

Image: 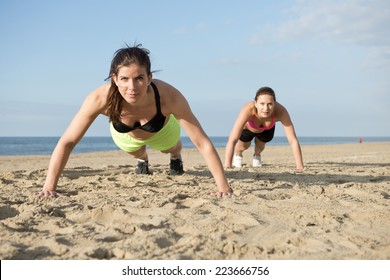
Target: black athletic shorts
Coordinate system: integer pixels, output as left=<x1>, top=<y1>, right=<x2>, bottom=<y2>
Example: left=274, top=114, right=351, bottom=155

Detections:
left=239, top=126, right=275, bottom=143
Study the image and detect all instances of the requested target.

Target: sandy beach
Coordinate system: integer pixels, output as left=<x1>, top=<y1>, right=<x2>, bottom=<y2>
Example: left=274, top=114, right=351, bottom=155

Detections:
left=0, top=142, right=389, bottom=260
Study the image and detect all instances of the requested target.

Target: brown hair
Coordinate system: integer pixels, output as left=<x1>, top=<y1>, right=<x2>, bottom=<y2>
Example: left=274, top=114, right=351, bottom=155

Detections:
left=255, top=86, right=276, bottom=102
left=105, top=44, right=152, bottom=123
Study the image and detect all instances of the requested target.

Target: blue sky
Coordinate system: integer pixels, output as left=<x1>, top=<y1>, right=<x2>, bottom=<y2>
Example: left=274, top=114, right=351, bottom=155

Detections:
left=1, top=0, right=389, bottom=137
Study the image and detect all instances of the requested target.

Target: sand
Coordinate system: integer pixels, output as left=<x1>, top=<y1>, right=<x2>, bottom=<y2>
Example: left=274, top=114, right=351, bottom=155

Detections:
left=0, top=142, right=389, bottom=260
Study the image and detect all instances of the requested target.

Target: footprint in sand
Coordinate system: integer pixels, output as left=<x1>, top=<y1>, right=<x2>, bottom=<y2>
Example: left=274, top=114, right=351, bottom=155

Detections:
left=0, top=205, right=19, bottom=220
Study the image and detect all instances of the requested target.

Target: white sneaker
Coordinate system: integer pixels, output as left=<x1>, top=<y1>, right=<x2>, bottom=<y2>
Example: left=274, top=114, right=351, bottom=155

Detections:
left=233, top=154, right=243, bottom=168
left=252, top=155, right=262, bottom=167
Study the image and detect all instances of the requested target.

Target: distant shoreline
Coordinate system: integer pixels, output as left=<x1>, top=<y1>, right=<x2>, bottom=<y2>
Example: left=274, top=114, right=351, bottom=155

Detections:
left=0, top=136, right=389, bottom=156
left=1, top=142, right=389, bottom=172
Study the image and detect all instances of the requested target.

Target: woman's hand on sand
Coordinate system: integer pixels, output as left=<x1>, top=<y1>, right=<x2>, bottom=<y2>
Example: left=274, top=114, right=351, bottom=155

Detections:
left=224, top=163, right=233, bottom=169
left=213, top=191, right=233, bottom=198
left=36, top=190, right=58, bottom=197
left=213, top=187, right=234, bottom=198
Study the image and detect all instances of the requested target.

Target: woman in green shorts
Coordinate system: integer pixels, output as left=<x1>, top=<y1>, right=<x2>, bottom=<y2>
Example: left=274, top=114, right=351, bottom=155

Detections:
left=38, top=44, right=233, bottom=198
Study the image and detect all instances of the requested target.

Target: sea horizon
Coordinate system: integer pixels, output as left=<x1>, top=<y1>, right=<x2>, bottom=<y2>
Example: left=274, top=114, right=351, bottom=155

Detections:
left=1, top=136, right=389, bottom=156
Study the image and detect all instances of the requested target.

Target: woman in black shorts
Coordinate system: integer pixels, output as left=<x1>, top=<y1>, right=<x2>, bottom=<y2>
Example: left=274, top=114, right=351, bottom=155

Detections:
left=224, top=86, right=304, bottom=171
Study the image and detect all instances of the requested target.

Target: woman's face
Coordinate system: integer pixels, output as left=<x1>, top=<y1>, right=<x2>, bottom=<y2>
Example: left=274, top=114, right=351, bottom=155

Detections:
left=113, top=64, right=152, bottom=104
left=255, top=94, right=275, bottom=118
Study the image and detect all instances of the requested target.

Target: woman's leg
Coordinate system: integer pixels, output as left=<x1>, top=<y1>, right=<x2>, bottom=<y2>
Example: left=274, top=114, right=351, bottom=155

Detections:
left=252, top=138, right=266, bottom=167
left=232, top=140, right=251, bottom=167
left=234, top=140, right=251, bottom=156
left=254, top=138, right=266, bottom=156
left=161, top=140, right=184, bottom=175
left=127, top=145, right=148, bottom=161
left=127, top=146, right=150, bottom=174
left=161, top=139, right=182, bottom=159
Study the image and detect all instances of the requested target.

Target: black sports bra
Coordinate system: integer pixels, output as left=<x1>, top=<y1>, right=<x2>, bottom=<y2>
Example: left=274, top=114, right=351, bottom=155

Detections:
left=112, top=82, right=166, bottom=133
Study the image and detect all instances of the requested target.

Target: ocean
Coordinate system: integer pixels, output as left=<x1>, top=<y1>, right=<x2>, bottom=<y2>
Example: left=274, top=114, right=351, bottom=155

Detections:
left=0, top=136, right=389, bottom=156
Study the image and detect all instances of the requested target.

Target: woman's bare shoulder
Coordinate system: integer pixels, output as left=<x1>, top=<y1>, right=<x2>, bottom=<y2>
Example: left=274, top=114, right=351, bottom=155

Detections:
left=242, top=101, right=255, bottom=112
left=152, top=79, right=179, bottom=94
left=83, top=83, right=111, bottom=113
left=274, top=102, right=290, bottom=121
left=274, top=102, right=288, bottom=113
left=152, top=79, right=183, bottom=103
left=91, top=83, right=111, bottom=98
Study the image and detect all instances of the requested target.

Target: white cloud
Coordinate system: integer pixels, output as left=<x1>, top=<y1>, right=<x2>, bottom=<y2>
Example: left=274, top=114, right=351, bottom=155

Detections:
left=274, top=0, right=390, bottom=46
left=251, top=0, right=390, bottom=71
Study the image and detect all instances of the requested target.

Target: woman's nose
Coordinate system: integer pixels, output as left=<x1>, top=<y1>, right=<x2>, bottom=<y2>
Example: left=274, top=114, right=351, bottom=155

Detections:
left=127, top=79, right=136, bottom=90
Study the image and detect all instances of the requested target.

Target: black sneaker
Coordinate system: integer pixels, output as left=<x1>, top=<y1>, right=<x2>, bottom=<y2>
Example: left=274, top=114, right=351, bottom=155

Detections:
left=169, top=158, right=184, bottom=175
left=135, top=160, right=150, bottom=174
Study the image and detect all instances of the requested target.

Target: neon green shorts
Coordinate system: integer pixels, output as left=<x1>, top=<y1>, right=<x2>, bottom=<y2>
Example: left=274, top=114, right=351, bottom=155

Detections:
left=110, top=114, right=181, bottom=153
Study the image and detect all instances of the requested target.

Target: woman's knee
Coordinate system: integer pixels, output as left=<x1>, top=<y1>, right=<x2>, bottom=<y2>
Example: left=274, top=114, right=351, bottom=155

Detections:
left=254, top=139, right=266, bottom=150
left=128, top=146, right=147, bottom=158
left=161, top=140, right=182, bottom=154
left=235, top=140, right=251, bottom=152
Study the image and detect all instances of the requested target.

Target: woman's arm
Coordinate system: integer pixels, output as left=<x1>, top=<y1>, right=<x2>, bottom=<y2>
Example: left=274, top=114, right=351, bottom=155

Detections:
left=38, top=85, right=109, bottom=196
left=163, top=82, right=232, bottom=196
left=224, top=103, right=252, bottom=168
left=277, top=104, right=304, bottom=171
